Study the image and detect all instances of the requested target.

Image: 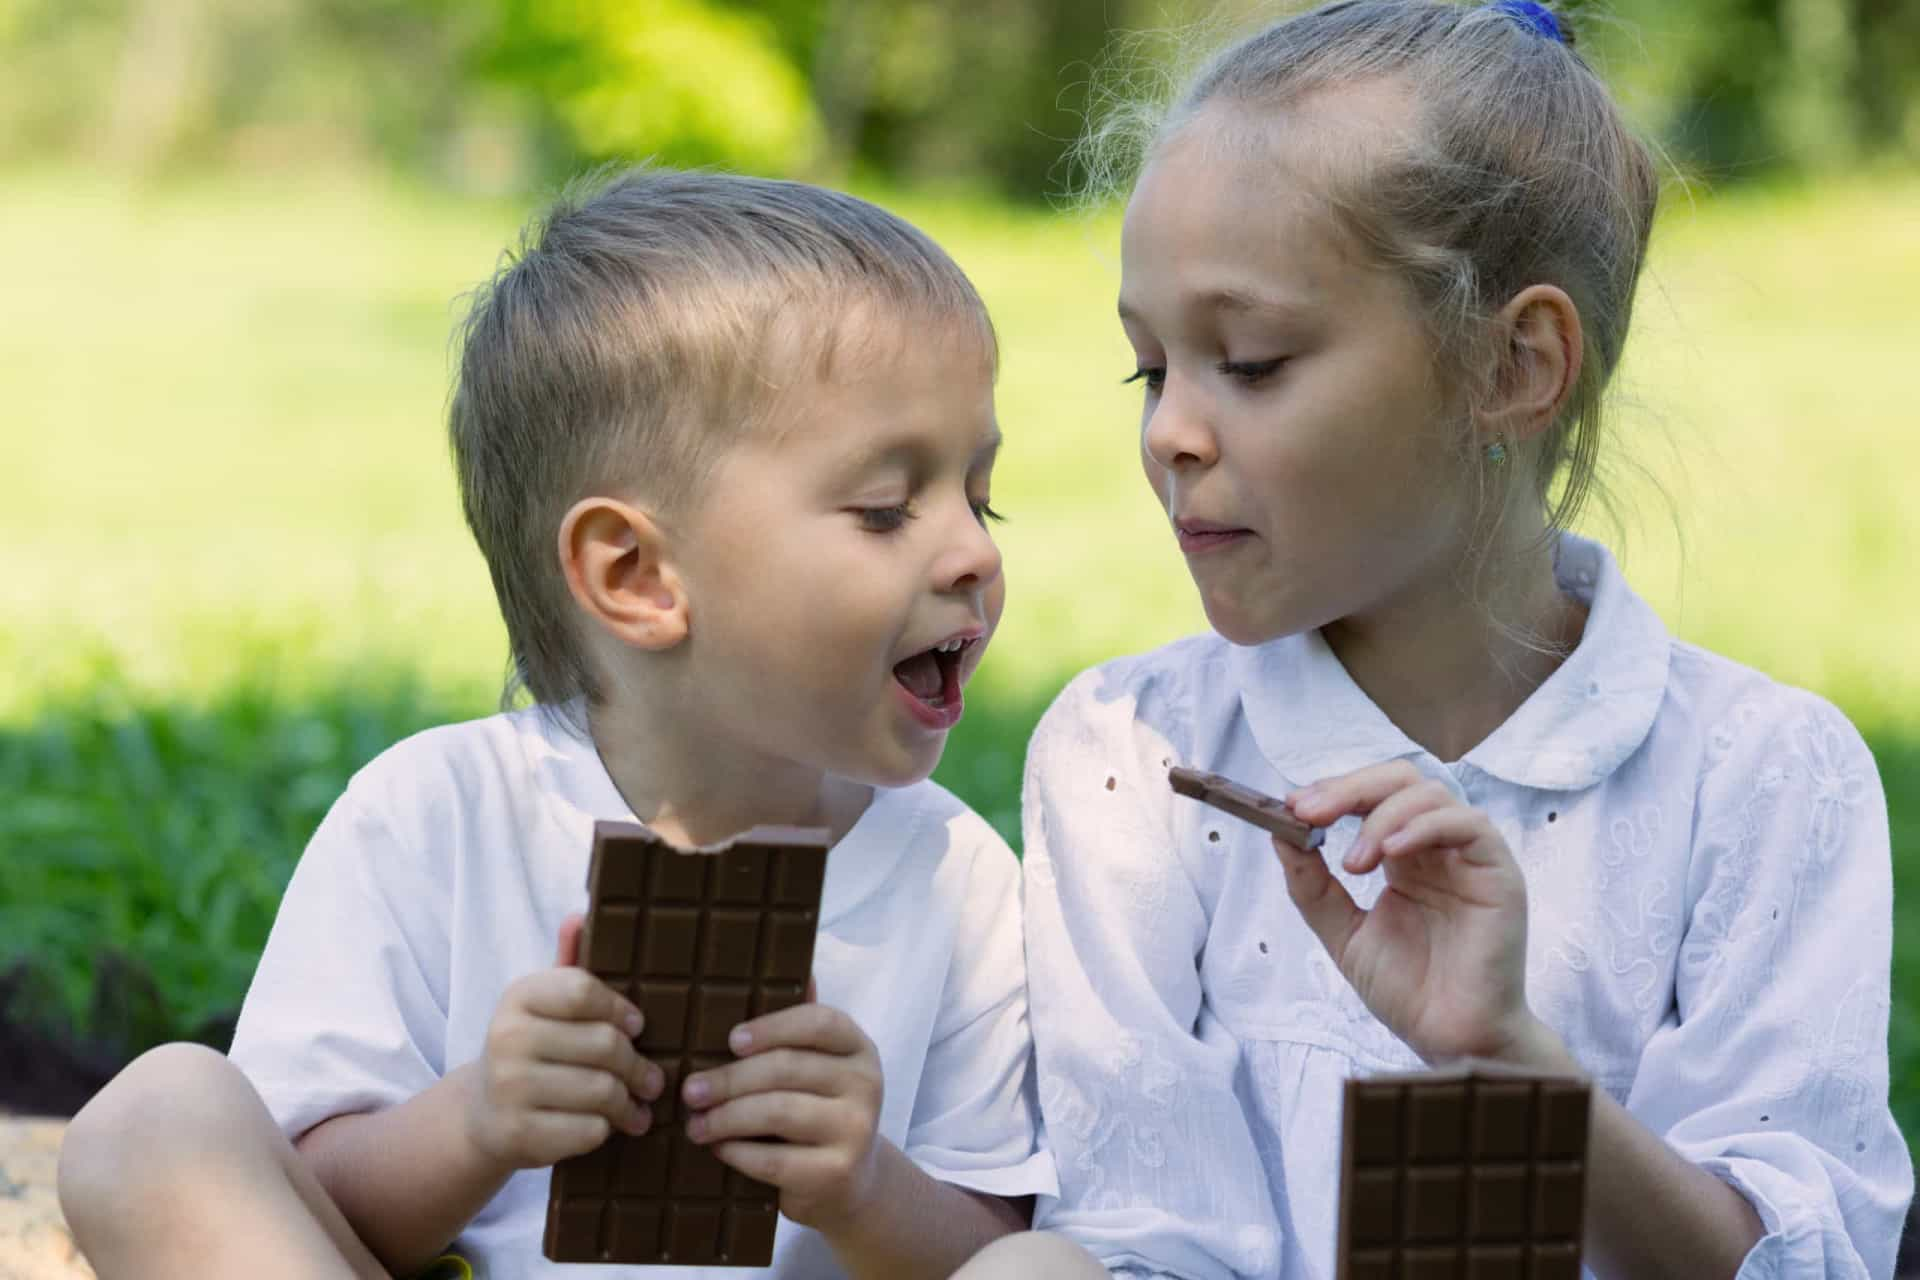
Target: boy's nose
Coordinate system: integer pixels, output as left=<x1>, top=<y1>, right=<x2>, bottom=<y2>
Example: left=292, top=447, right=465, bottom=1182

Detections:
left=1142, top=380, right=1219, bottom=471
left=936, top=504, right=1003, bottom=595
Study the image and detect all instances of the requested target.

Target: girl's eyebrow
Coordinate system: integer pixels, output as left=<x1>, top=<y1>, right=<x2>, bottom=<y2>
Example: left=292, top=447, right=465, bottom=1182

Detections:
left=1119, top=287, right=1311, bottom=326
left=1194, top=286, right=1313, bottom=320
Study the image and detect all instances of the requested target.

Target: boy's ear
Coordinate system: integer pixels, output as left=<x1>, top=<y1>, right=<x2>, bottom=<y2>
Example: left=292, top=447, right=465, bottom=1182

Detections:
left=1481, top=283, right=1584, bottom=446
left=558, top=497, right=690, bottom=652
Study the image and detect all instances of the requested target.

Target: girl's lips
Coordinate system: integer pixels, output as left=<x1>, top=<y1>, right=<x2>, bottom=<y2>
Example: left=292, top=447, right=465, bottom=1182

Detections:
left=1176, top=524, right=1254, bottom=554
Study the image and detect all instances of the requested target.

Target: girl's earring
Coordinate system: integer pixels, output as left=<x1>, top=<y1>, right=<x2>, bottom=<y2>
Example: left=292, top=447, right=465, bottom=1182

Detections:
left=1485, top=438, right=1509, bottom=465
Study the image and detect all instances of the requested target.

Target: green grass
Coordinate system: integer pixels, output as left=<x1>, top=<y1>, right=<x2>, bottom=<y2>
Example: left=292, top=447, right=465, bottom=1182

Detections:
left=2, top=167, right=1916, bottom=1145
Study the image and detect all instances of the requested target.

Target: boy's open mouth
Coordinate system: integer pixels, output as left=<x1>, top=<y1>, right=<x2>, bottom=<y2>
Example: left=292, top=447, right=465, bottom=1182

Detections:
left=892, top=637, right=973, bottom=711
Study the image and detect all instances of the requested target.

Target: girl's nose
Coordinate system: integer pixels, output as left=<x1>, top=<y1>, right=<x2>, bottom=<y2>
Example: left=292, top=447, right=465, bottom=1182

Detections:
left=1142, top=380, right=1219, bottom=472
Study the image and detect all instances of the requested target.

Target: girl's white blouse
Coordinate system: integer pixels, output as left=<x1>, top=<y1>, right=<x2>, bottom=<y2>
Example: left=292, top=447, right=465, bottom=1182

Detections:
left=1022, top=535, right=1912, bottom=1279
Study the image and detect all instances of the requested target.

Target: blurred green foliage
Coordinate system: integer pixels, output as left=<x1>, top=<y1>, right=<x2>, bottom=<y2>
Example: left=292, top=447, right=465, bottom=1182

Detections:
left=0, top=170, right=1915, bottom=1148
left=2, top=0, right=1913, bottom=198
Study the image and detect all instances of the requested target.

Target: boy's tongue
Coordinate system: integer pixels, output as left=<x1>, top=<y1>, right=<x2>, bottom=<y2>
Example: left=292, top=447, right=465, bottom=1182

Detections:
left=894, top=650, right=944, bottom=701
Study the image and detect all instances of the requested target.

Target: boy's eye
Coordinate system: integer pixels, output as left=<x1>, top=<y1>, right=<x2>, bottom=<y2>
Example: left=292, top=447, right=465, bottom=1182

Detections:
left=1123, top=366, right=1166, bottom=393
left=971, top=499, right=1006, bottom=525
left=856, top=503, right=915, bottom=533
left=1218, top=356, right=1287, bottom=385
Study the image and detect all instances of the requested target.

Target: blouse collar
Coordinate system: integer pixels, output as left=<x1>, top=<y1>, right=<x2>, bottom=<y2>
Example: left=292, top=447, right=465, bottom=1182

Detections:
left=1230, top=534, right=1670, bottom=792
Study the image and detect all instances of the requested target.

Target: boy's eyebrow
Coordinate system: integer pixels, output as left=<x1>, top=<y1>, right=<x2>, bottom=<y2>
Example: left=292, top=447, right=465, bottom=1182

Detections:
left=839, top=428, right=1001, bottom=477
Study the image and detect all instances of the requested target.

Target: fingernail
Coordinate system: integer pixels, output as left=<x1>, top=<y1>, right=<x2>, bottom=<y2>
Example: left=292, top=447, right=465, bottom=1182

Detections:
left=1291, top=787, right=1323, bottom=813
left=1343, top=844, right=1367, bottom=873
left=624, top=1009, right=644, bottom=1037
left=627, top=1104, right=651, bottom=1135
left=684, top=1077, right=710, bottom=1106
left=729, top=1026, right=751, bottom=1054
left=687, top=1114, right=708, bottom=1142
left=648, top=1065, right=665, bottom=1098
left=1382, top=831, right=1408, bottom=853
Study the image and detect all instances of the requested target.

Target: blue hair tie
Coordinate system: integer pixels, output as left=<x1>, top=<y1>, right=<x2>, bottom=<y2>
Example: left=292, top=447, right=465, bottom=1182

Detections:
left=1487, top=0, right=1569, bottom=44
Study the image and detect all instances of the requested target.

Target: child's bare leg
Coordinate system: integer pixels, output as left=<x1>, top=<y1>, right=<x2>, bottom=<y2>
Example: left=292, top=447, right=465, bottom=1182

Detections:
left=58, top=1043, right=390, bottom=1280
left=949, top=1230, right=1111, bottom=1279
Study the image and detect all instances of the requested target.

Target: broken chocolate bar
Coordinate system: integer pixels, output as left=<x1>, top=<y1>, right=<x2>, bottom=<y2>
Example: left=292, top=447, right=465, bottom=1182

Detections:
left=1168, top=765, right=1324, bottom=849
left=1337, top=1062, right=1591, bottom=1280
left=543, top=820, right=831, bottom=1268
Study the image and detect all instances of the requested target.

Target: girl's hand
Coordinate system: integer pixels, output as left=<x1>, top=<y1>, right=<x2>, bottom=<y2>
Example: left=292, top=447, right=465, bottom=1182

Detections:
left=680, top=990, right=886, bottom=1234
left=1282, top=762, right=1547, bottom=1065
left=464, top=914, right=665, bottom=1169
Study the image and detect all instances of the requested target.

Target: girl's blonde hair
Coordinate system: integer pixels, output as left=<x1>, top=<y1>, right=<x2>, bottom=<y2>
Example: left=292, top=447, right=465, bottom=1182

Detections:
left=1083, top=0, right=1660, bottom=542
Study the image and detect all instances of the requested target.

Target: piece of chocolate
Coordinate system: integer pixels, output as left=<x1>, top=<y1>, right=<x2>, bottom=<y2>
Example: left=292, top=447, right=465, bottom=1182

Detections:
left=543, top=820, right=831, bottom=1267
left=1168, top=765, right=1324, bottom=850
left=1336, top=1062, right=1591, bottom=1280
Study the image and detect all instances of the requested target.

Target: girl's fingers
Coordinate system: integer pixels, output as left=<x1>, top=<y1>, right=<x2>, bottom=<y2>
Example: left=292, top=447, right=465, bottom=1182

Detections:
left=1379, top=807, right=1506, bottom=868
left=683, top=1048, right=843, bottom=1111
left=512, top=1062, right=652, bottom=1135
left=1289, top=760, right=1425, bottom=827
left=687, top=1090, right=836, bottom=1147
left=1272, top=834, right=1365, bottom=966
left=1345, top=779, right=1458, bottom=874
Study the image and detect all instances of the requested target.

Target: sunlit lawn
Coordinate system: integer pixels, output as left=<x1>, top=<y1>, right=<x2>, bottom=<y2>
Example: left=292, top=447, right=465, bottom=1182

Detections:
left=2, top=167, right=1915, bottom=1137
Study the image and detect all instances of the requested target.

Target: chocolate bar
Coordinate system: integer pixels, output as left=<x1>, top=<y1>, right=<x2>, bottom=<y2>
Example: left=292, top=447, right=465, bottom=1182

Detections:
left=1337, top=1062, right=1591, bottom=1280
left=1168, top=765, right=1324, bottom=850
left=543, top=820, right=831, bottom=1267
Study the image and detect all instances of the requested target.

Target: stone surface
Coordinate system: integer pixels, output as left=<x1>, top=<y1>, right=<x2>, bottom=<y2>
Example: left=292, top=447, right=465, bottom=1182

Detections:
left=0, top=1117, right=92, bottom=1280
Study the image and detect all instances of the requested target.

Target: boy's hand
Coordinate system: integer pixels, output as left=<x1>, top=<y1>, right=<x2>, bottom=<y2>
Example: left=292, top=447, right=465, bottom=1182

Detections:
left=464, top=914, right=665, bottom=1170
left=680, top=988, right=885, bottom=1232
left=1282, top=762, right=1551, bottom=1067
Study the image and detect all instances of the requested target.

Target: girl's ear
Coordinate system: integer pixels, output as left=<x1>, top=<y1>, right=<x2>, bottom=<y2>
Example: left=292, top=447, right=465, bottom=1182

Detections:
left=558, top=497, right=690, bottom=652
left=1482, top=283, right=1584, bottom=446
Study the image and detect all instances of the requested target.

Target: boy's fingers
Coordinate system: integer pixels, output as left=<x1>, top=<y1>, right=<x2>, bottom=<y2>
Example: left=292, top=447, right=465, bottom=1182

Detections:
left=1347, top=779, right=1457, bottom=874
left=1272, top=835, right=1365, bottom=966
left=514, top=1062, right=653, bottom=1136
left=708, top=1139, right=838, bottom=1189
left=683, top=1048, right=846, bottom=1110
left=728, top=1002, right=870, bottom=1059
left=515, top=1110, right=616, bottom=1165
left=1289, top=760, right=1425, bottom=826
left=518, top=967, right=644, bottom=1037
left=688, top=1091, right=836, bottom=1147
left=507, top=1012, right=659, bottom=1096
left=556, top=913, right=585, bottom=968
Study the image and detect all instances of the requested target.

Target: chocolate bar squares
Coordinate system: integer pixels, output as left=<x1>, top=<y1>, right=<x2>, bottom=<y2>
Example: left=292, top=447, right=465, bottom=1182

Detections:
left=1337, top=1063, right=1591, bottom=1280
left=543, top=820, right=831, bottom=1267
left=1168, top=765, right=1325, bottom=850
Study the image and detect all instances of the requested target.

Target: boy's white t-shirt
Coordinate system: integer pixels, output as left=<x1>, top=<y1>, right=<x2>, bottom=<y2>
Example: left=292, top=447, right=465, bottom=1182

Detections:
left=227, top=705, right=1054, bottom=1279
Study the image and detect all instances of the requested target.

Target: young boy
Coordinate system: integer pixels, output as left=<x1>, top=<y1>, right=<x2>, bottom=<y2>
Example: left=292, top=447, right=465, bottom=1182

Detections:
left=58, top=167, right=1053, bottom=1280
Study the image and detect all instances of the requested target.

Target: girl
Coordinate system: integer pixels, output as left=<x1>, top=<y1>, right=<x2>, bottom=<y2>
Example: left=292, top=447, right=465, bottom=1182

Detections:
left=962, top=2, right=1911, bottom=1277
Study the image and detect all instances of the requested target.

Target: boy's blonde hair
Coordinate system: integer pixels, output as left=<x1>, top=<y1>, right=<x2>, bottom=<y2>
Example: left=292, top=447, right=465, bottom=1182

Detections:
left=1082, top=0, right=1660, bottom=542
left=449, top=166, right=995, bottom=710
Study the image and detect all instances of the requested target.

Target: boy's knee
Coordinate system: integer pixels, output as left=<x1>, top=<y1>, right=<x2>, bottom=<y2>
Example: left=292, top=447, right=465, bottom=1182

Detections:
left=59, top=1043, right=252, bottom=1224
left=952, top=1231, right=1109, bottom=1280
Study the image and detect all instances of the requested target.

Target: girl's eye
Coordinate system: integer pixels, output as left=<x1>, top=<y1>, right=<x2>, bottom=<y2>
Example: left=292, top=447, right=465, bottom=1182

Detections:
left=1123, top=366, right=1166, bottom=393
left=971, top=499, right=1006, bottom=525
left=1218, top=356, right=1286, bottom=385
left=857, top=503, right=915, bottom=533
